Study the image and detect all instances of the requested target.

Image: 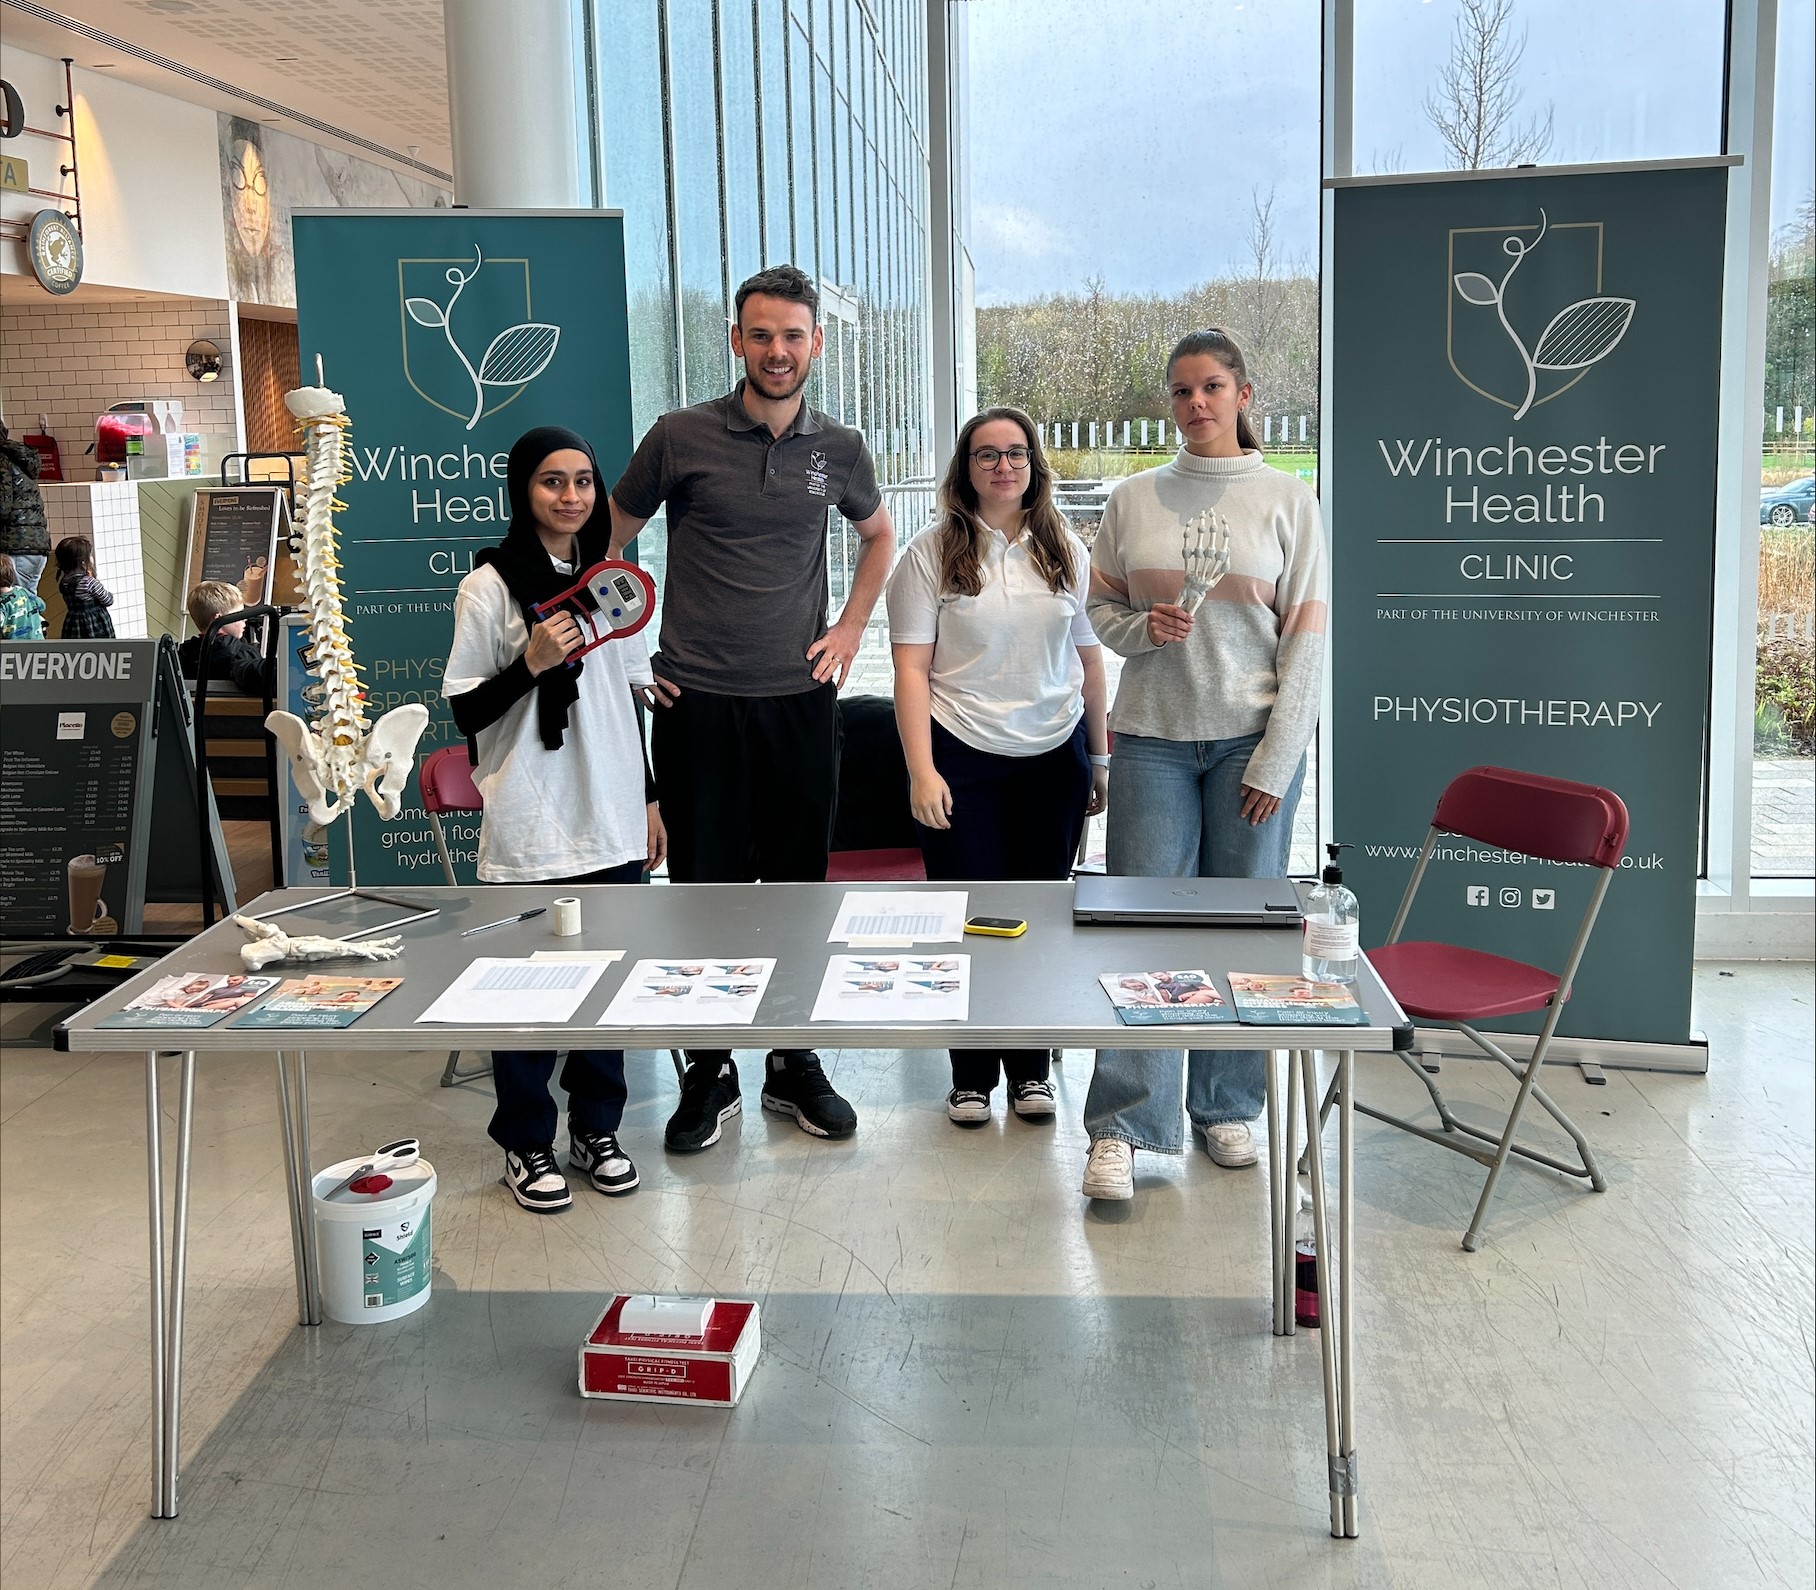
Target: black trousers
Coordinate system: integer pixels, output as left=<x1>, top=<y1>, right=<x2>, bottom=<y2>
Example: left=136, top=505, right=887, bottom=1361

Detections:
left=652, top=682, right=841, bottom=1074
left=652, top=682, right=841, bottom=884
left=916, top=720, right=1091, bottom=1092
left=487, top=860, right=643, bottom=1151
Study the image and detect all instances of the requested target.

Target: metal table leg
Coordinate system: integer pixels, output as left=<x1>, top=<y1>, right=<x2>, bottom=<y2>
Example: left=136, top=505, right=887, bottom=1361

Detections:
left=295, top=1051, right=321, bottom=1323
left=144, top=1052, right=167, bottom=1519
left=143, top=1050, right=198, bottom=1519
left=1265, top=1048, right=1287, bottom=1336
left=274, top=1050, right=322, bottom=1326
left=1338, top=1047, right=1358, bottom=1537
left=1282, top=1049, right=1302, bottom=1338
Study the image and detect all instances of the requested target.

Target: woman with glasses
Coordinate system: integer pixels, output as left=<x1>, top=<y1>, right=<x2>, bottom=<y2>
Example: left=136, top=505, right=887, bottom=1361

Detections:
left=1077, top=328, right=1327, bottom=1203
left=887, top=407, right=1109, bottom=1126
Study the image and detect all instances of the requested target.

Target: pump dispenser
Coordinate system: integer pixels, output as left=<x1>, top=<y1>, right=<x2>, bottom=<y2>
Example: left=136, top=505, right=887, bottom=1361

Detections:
left=1302, top=841, right=1360, bottom=983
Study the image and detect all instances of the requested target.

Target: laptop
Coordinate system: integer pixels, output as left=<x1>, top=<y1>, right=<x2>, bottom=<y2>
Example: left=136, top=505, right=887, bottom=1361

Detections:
left=1072, top=875, right=1305, bottom=928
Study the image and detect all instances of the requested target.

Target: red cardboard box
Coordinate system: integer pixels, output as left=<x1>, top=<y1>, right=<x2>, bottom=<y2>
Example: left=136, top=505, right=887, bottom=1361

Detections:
left=578, top=1294, right=761, bottom=1406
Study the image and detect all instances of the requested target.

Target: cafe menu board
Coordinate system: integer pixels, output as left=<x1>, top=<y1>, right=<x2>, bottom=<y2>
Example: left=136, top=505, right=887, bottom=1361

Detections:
left=0, top=642, right=156, bottom=936
left=184, top=488, right=286, bottom=618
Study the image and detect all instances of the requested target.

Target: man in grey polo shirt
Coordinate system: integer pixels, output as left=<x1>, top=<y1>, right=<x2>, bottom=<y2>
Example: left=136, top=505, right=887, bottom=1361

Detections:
left=609, top=264, right=895, bottom=1151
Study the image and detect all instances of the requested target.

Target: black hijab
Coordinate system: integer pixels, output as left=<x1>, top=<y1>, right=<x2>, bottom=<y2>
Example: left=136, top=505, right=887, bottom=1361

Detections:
left=474, top=426, right=609, bottom=750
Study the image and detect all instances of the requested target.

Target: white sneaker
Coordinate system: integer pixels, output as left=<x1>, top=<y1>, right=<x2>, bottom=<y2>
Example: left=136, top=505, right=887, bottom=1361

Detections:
left=1081, top=1138, right=1134, bottom=1200
left=503, top=1146, right=572, bottom=1211
left=946, top=1087, right=991, bottom=1125
left=1199, top=1121, right=1260, bottom=1167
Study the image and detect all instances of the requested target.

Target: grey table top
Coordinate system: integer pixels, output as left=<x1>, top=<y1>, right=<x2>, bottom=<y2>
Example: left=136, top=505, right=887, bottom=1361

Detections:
left=55, top=881, right=1413, bottom=1054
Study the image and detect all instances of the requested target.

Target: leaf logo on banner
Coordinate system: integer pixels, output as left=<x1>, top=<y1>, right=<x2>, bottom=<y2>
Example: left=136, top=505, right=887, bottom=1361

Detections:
left=403, top=247, right=563, bottom=430
left=1450, top=210, right=1635, bottom=419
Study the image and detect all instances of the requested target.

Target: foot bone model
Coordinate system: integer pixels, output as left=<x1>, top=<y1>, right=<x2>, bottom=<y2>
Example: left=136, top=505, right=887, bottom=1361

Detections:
left=234, top=914, right=404, bottom=971
left=1180, top=509, right=1232, bottom=616
left=265, top=385, right=429, bottom=829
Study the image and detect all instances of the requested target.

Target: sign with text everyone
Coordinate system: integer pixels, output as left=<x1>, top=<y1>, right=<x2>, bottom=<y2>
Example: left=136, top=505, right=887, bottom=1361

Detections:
left=1329, top=162, right=1728, bottom=1046
left=292, top=209, right=634, bottom=885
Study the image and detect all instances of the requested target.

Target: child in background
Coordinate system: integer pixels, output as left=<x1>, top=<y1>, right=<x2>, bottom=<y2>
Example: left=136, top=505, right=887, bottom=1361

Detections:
left=0, top=553, right=46, bottom=639
left=179, top=579, right=272, bottom=695
left=55, top=537, right=115, bottom=639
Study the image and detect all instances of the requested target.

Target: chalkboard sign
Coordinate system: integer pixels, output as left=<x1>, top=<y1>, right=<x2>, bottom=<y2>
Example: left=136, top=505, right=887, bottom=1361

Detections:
left=0, top=639, right=236, bottom=938
left=184, top=488, right=286, bottom=622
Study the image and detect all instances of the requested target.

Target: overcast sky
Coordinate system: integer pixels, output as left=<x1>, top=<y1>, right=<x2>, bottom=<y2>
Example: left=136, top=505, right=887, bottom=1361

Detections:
left=961, top=0, right=1815, bottom=303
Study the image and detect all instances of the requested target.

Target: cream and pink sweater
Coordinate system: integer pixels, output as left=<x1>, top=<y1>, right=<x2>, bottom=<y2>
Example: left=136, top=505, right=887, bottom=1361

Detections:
left=1086, top=449, right=1328, bottom=797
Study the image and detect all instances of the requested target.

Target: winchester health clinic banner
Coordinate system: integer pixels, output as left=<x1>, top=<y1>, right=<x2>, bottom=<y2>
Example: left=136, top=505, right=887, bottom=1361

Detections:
left=1330, top=162, right=1729, bottom=1050
left=292, top=209, right=633, bottom=886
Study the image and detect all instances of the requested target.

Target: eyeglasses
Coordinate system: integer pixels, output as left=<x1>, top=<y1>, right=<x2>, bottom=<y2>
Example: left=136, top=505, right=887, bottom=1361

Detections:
left=970, top=446, right=1031, bottom=468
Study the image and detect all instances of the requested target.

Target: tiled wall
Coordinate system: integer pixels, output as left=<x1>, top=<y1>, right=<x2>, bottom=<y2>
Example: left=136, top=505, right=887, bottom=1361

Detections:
left=0, top=298, right=242, bottom=479
left=39, top=483, right=149, bottom=638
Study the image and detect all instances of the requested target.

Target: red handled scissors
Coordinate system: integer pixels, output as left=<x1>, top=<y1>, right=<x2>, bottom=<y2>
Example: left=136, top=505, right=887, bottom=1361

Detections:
left=530, top=559, right=657, bottom=660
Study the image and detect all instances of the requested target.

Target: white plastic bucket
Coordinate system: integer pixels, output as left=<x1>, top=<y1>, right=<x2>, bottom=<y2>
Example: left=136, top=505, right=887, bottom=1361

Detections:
left=311, top=1154, right=437, bottom=1324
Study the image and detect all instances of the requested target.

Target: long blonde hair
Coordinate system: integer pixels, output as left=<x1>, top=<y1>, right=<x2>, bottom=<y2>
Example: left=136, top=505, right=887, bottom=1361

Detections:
left=933, top=407, right=1077, bottom=597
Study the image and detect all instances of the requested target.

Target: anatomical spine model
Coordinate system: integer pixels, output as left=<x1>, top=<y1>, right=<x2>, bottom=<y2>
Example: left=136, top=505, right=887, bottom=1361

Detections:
left=265, top=385, right=429, bottom=831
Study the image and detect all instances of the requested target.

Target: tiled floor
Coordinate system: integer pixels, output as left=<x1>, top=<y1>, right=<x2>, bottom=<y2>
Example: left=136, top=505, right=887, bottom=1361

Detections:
left=1, top=963, right=1810, bottom=1588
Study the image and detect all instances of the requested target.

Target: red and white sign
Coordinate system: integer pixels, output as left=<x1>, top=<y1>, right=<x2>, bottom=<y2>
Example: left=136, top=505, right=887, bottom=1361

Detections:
left=578, top=1294, right=760, bottom=1407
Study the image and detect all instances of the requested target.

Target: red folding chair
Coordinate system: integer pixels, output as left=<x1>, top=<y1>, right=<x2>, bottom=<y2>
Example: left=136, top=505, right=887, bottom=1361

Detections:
left=1355, top=765, right=1629, bottom=1251
left=418, top=745, right=685, bottom=1088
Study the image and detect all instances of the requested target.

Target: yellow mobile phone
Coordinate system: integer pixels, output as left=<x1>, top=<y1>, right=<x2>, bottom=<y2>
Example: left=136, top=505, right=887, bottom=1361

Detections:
left=964, top=915, right=1027, bottom=937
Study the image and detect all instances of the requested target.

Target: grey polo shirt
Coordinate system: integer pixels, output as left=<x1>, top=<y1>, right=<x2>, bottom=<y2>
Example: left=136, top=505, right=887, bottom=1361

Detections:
left=611, top=382, right=883, bottom=697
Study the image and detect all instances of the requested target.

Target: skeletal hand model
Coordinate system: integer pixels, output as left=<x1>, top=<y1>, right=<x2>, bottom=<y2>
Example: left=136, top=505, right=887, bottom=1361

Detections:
left=234, top=915, right=404, bottom=972
left=1179, top=510, right=1232, bottom=616
left=264, top=385, right=429, bottom=830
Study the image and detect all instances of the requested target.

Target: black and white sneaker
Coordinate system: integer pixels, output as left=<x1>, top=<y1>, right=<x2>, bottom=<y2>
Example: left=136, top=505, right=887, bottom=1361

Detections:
left=760, top=1050, right=857, bottom=1139
left=946, top=1087, right=992, bottom=1126
left=503, top=1145, right=572, bottom=1211
left=1008, top=1078, right=1057, bottom=1120
left=665, top=1058, right=742, bottom=1152
left=569, top=1129, right=639, bottom=1195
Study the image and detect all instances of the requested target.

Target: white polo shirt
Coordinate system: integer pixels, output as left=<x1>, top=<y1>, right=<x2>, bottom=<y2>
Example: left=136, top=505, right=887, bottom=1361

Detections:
left=444, top=563, right=653, bottom=882
left=886, top=518, right=1099, bottom=757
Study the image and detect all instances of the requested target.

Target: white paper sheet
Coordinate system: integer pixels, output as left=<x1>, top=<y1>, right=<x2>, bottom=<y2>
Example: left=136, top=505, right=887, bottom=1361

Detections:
left=809, top=954, right=970, bottom=1023
left=596, top=958, right=777, bottom=1026
left=827, top=890, right=968, bottom=944
left=415, top=957, right=610, bottom=1025
left=529, top=950, right=627, bottom=964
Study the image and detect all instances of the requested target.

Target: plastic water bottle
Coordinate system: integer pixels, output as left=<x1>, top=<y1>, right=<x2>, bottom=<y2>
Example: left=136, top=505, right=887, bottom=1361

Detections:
left=1302, top=840, right=1360, bottom=984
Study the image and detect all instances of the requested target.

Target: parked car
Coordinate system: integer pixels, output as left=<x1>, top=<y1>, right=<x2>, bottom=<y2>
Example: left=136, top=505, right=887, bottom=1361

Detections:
left=1759, top=473, right=1815, bottom=527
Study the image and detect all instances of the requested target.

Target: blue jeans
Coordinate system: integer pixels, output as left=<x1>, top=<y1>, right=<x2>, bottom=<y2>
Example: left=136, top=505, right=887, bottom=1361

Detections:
left=1084, top=731, right=1305, bottom=1153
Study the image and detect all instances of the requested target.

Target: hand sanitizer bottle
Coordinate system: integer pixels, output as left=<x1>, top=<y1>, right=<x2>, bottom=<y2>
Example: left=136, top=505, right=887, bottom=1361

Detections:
left=1302, top=841, right=1360, bottom=983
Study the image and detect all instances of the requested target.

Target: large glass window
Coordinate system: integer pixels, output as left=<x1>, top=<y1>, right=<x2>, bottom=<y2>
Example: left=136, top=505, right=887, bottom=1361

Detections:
left=669, top=0, right=730, bottom=403
left=597, top=0, right=674, bottom=440
left=962, top=0, right=1323, bottom=870
left=1752, top=0, right=1815, bottom=877
left=720, top=0, right=763, bottom=293
left=1354, top=0, right=1727, bottom=175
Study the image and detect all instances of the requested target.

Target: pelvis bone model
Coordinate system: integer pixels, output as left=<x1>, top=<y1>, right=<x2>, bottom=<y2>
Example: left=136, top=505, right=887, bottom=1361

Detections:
left=265, top=385, right=429, bottom=828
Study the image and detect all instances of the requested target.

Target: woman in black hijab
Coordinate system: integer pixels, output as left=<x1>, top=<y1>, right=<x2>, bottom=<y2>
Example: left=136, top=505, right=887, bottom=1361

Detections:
left=444, top=426, right=665, bottom=1212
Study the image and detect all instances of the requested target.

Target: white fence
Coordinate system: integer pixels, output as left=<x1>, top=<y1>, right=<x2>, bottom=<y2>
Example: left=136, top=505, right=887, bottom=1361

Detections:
left=1033, top=416, right=1317, bottom=450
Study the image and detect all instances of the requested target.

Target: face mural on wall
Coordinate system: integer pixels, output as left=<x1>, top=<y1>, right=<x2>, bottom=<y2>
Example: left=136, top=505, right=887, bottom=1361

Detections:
left=218, top=114, right=451, bottom=308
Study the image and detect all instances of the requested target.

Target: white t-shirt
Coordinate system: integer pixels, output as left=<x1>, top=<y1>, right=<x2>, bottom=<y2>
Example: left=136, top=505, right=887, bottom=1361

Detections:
left=443, top=563, right=653, bottom=882
left=885, top=519, right=1099, bottom=756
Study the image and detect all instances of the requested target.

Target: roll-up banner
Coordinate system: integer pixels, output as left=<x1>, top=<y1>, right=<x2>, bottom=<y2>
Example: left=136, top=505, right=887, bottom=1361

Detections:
left=1329, top=161, right=1731, bottom=1055
left=292, top=209, right=634, bottom=887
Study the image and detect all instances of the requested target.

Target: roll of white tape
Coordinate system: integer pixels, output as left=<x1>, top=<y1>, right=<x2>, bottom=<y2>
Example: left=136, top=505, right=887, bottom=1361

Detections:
left=552, top=896, right=582, bottom=937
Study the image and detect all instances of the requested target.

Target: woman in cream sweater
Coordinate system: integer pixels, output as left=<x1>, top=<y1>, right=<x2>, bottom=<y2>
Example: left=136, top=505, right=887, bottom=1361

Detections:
left=1079, top=329, right=1328, bottom=1202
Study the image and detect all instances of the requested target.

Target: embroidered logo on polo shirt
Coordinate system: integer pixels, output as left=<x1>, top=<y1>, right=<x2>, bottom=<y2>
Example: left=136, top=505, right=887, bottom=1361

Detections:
left=806, top=450, right=829, bottom=497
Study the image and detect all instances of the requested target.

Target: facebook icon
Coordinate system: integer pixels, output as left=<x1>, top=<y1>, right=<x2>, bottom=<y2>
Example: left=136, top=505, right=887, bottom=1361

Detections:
left=1466, top=886, right=1490, bottom=906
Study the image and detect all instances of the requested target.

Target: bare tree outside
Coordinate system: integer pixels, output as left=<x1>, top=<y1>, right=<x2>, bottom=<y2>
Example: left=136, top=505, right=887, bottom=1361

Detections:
left=1424, top=0, right=1555, bottom=169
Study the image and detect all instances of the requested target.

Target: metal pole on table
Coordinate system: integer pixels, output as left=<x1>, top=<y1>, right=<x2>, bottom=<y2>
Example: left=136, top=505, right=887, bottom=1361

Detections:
left=161, top=1052, right=197, bottom=1518
left=144, top=1052, right=168, bottom=1519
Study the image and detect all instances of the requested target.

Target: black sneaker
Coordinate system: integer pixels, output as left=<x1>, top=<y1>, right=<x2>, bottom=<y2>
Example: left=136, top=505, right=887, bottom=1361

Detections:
left=569, top=1129, right=639, bottom=1195
left=760, top=1050, right=857, bottom=1140
left=503, top=1145, right=572, bottom=1211
left=1008, top=1078, right=1057, bottom=1120
left=665, top=1057, right=741, bottom=1152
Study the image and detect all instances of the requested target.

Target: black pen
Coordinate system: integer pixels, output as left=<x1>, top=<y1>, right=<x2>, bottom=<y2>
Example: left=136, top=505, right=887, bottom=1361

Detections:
left=460, top=908, right=548, bottom=937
